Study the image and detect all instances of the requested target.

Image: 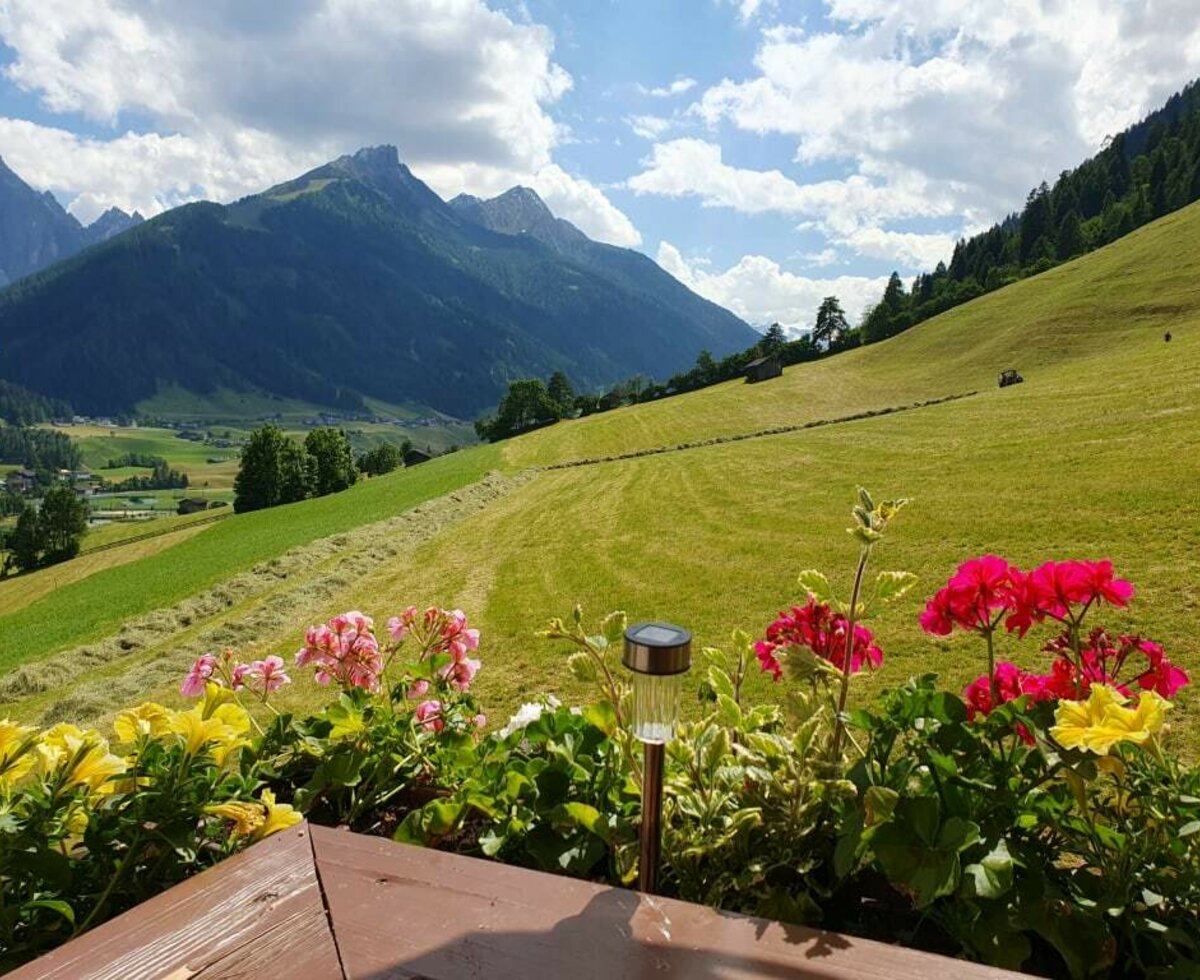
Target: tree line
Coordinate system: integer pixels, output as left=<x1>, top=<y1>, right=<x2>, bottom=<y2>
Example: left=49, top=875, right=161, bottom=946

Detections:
left=0, top=380, right=71, bottom=426
left=104, top=458, right=190, bottom=492
left=859, top=79, right=1200, bottom=345
left=0, top=427, right=82, bottom=472
left=475, top=297, right=855, bottom=443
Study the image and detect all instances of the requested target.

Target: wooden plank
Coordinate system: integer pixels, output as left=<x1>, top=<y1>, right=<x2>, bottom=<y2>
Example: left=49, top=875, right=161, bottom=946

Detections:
left=310, top=825, right=1024, bottom=980
left=10, top=824, right=343, bottom=980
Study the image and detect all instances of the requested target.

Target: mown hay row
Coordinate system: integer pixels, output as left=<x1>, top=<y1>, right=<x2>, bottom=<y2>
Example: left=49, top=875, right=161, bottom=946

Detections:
left=0, top=470, right=533, bottom=723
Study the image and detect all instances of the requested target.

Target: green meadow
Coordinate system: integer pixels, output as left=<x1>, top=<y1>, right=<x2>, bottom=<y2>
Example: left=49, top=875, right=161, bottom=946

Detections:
left=2, top=202, right=1199, bottom=747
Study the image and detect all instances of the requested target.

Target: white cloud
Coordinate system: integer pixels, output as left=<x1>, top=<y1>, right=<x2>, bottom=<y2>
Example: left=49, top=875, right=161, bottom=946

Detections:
left=627, top=115, right=675, bottom=141
left=719, top=0, right=776, bottom=24
left=799, top=248, right=840, bottom=267
left=638, top=77, right=698, bottom=98
left=628, top=138, right=959, bottom=268
left=695, top=1, right=1200, bottom=216
left=657, top=241, right=888, bottom=330
left=0, top=0, right=639, bottom=242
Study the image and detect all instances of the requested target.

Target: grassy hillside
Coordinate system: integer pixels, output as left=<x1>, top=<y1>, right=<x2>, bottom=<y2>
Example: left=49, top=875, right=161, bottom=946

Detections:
left=503, top=203, right=1200, bottom=468
left=0, top=446, right=499, bottom=673
left=2, top=201, right=1199, bottom=748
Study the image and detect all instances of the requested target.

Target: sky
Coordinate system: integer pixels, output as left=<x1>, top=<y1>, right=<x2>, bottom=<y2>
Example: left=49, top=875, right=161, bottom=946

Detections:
left=1, top=1, right=1199, bottom=331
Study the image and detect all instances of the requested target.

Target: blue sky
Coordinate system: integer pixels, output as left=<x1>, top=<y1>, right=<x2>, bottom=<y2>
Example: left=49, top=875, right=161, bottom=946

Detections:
left=2, top=1, right=1199, bottom=329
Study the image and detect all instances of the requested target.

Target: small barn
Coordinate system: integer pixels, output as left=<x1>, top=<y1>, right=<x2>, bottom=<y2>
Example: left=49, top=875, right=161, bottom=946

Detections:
left=177, top=498, right=210, bottom=515
left=404, top=448, right=433, bottom=467
left=744, top=355, right=782, bottom=384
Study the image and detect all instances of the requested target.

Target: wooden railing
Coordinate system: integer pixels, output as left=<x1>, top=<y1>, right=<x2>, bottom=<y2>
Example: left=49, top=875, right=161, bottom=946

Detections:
left=12, top=822, right=1028, bottom=979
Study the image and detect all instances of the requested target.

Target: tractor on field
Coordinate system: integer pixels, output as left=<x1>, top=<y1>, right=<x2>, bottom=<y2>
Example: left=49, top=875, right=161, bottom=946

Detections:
left=998, top=369, right=1024, bottom=388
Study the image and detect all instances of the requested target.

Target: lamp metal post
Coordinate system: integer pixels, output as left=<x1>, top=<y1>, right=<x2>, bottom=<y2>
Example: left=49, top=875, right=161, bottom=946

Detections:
left=622, top=621, right=692, bottom=894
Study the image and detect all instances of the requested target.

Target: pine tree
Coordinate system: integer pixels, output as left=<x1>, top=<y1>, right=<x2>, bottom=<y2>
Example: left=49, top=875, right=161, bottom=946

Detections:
left=304, top=428, right=357, bottom=497
left=547, top=371, right=576, bottom=417
left=234, top=423, right=288, bottom=513
left=1019, top=183, right=1052, bottom=263
left=812, top=297, right=848, bottom=347
left=1150, top=152, right=1170, bottom=216
left=1056, top=209, right=1085, bottom=259
left=6, top=504, right=40, bottom=572
left=279, top=439, right=313, bottom=504
left=37, top=483, right=88, bottom=564
left=759, top=323, right=787, bottom=355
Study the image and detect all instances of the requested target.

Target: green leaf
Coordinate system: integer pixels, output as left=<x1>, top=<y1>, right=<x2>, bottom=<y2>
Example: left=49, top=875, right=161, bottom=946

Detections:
left=906, top=795, right=941, bottom=846
left=582, top=701, right=618, bottom=737
left=870, top=799, right=979, bottom=908
left=706, top=665, right=735, bottom=700
left=479, top=828, right=506, bottom=857
left=22, top=899, right=75, bottom=925
left=963, top=840, right=1015, bottom=899
left=567, top=651, right=598, bottom=683
left=601, top=611, right=628, bottom=644
left=937, top=816, right=981, bottom=851
left=863, top=786, right=899, bottom=827
left=849, top=525, right=882, bottom=545
left=797, top=569, right=833, bottom=602
left=562, top=802, right=612, bottom=844
left=423, top=800, right=465, bottom=836
left=716, top=694, right=742, bottom=728
left=875, top=570, right=918, bottom=604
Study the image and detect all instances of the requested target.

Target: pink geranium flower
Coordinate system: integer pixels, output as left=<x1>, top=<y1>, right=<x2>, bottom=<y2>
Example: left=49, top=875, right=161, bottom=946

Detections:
left=244, top=655, right=292, bottom=694
left=296, top=613, right=383, bottom=690
left=181, top=653, right=219, bottom=697
left=414, top=699, right=444, bottom=733
left=439, top=656, right=481, bottom=693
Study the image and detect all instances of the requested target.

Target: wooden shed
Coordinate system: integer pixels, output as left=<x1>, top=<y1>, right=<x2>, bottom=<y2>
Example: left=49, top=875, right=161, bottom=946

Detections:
left=177, top=498, right=210, bottom=515
left=404, top=448, right=433, bottom=467
left=744, top=355, right=782, bottom=384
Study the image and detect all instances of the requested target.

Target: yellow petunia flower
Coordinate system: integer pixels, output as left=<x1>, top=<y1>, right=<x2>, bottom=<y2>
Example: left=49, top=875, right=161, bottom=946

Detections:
left=206, top=790, right=300, bottom=843
left=61, top=737, right=128, bottom=794
left=205, top=800, right=266, bottom=839
left=254, top=789, right=301, bottom=840
left=166, top=704, right=250, bottom=763
left=35, top=723, right=86, bottom=774
left=1051, top=684, right=1169, bottom=755
left=113, top=703, right=171, bottom=743
left=0, top=719, right=37, bottom=791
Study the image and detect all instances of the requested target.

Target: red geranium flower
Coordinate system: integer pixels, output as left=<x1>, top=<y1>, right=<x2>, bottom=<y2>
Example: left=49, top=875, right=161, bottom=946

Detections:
left=756, top=596, right=884, bottom=681
left=920, top=555, right=1020, bottom=636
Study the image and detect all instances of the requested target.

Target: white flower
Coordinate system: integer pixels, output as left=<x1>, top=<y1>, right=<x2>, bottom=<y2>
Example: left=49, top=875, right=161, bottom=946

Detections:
left=497, top=696, right=561, bottom=739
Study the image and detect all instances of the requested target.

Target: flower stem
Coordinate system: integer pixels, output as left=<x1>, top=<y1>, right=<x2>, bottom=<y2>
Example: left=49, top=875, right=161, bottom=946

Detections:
left=986, top=628, right=997, bottom=704
left=831, top=545, right=871, bottom=761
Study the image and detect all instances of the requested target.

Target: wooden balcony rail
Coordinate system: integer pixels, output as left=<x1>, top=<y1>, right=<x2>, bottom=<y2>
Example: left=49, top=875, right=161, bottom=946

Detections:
left=12, top=822, right=1028, bottom=979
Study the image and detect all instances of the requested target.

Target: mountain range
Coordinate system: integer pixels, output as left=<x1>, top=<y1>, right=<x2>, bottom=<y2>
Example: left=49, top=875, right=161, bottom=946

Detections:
left=0, top=158, right=142, bottom=287
left=0, top=147, right=755, bottom=418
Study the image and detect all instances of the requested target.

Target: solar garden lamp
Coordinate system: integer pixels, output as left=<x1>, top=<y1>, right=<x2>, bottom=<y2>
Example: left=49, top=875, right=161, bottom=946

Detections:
left=623, top=621, right=692, bottom=894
